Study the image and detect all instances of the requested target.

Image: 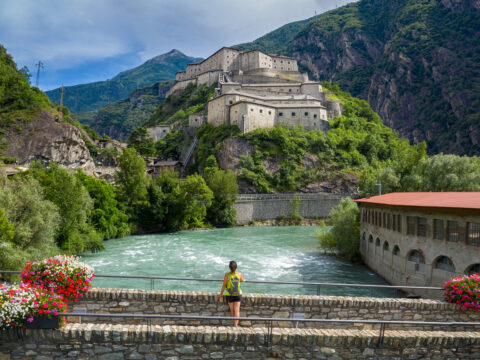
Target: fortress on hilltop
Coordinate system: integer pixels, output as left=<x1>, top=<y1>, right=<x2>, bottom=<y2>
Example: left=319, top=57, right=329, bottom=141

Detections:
left=167, top=47, right=342, bottom=133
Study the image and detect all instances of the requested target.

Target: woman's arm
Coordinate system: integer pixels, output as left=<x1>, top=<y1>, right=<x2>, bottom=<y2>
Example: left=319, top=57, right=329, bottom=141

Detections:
left=216, top=273, right=229, bottom=300
left=240, top=272, right=246, bottom=282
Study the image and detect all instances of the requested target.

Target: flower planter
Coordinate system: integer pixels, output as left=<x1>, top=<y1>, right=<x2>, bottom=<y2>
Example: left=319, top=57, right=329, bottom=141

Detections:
left=24, top=315, right=59, bottom=329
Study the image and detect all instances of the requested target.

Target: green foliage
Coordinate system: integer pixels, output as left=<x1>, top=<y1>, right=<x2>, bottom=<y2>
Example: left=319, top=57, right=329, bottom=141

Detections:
left=115, top=148, right=149, bottom=218
left=288, top=196, right=304, bottom=225
left=45, top=51, right=202, bottom=114
left=196, top=123, right=241, bottom=169
left=155, top=171, right=213, bottom=232
left=317, top=198, right=360, bottom=261
left=75, top=171, right=130, bottom=239
left=204, top=160, right=238, bottom=227
left=128, top=127, right=156, bottom=156
left=28, top=162, right=103, bottom=253
left=0, top=177, right=60, bottom=272
left=155, top=130, right=184, bottom=159
left=97, top=147, right=120, bottom=166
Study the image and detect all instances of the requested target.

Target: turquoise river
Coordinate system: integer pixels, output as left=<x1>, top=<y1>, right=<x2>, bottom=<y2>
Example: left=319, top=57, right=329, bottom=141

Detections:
left=82, top=226, right=396, bottom=297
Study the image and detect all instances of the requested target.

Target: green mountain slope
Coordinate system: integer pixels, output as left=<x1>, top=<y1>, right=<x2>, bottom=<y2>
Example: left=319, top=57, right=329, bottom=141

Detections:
left=235, top=0, right=480, bottom=155
left=45, top=50, right=202, bottom=114
left=81, top=80, right=174, bottom=140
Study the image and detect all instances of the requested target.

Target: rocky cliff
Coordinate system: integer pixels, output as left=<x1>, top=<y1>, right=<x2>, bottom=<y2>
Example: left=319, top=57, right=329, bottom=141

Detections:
left=3, top=110, right=94, bottom=169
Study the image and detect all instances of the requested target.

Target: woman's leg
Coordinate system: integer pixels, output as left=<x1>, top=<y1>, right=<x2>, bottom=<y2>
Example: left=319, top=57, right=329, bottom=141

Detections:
left=228, top=301, right=235, bottom=318
left=232, top=301, right=241, bottom=326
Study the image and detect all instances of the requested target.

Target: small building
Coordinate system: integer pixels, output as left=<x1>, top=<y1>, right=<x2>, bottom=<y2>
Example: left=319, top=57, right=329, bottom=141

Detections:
left=188, top=113, right=206, bottom=128
left=149, top=160, right=182, bottom=178
left=147, top=125, right=171, bottom=141
left=356, top=192, right=480, bottom=298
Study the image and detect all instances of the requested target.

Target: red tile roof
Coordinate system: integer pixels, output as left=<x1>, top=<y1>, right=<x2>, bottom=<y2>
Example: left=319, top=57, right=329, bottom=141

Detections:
left=355, top=192, right=480, bottom=210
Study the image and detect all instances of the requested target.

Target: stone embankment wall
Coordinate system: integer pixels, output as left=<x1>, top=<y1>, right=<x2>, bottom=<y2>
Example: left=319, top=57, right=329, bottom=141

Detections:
left=69, top=288, right=480, bottom=330
left=234, top=193, right=349, bottom=225
left=2, top=325, right=480, bottom=360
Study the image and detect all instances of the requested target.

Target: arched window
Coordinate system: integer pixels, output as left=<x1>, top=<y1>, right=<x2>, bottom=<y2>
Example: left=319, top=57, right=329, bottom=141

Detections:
left=393, top=245, right=400, bottom=256
left=362, top=232, right=366, bottom=242
left=383, top=241, right=389, bottom=251
left=434, top=256, right=455, bottom=272
left=369, top=235, right=373, bottom=243
left=466, top=264, right=480, bottom=275
left=408, top=250, right=425, bottom=264
left=376, top=238, right=380, bottom=246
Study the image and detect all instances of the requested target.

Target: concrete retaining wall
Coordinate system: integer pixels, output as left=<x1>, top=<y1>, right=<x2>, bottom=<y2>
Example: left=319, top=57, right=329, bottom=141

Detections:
left=234, top=194, right=349, bottom=225
left=69, top=288, right=480, bottom=330
left=2, top=325, right=480, bottom=360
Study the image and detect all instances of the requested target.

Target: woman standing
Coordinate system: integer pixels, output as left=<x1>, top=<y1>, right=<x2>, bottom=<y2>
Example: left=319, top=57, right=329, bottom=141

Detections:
left=217, top=260, right=246, bottom=326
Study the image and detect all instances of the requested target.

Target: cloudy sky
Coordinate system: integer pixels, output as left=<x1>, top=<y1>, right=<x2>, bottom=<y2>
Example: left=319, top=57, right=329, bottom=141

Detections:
left=1, top=0, right=355, bottom=90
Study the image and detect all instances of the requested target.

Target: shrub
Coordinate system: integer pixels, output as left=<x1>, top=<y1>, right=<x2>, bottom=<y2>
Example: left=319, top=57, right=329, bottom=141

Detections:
left=443, top=273, right=480, bottom=312
left=21, top=255, right=95, bottom=302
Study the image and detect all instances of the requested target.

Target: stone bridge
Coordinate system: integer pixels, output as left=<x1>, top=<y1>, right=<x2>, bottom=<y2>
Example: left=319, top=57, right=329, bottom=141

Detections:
left=1, top=288, right=480, bottom=359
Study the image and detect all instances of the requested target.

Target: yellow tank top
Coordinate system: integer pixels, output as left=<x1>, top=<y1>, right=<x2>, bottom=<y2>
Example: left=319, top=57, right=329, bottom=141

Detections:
left=225, top=272, right=242, bottom=296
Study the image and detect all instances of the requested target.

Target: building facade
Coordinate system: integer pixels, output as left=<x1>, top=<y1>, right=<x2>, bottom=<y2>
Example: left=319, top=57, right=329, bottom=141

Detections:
left=356, top=193, right=480, bottom=298
left=147, top=125, right=171, bottom=141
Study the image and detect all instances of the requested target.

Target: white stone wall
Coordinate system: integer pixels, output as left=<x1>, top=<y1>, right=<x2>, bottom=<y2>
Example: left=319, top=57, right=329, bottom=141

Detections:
left=276, top=106, right=328, bottom=131
left=147, top=125, right=171, bottom=141
left=271, top=56, right=298, bottom=71
left=188, top=113, right=205, bottom=128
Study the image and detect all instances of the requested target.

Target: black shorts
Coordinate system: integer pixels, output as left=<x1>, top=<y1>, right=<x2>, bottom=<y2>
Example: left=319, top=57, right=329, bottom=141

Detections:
left=226, top=295, right=242, bottom=303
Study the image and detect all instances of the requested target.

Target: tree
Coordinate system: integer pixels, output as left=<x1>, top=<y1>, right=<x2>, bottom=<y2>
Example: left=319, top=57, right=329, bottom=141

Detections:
left=0, top=177, right=60, bottom=271
left=75, top=171, right=130, bottom=239
left=115, top=148, right=149, bottom=219
left=157, top=171, right=213, bottom=232
left=138, top=181, right=166, bottom=232
left=317, top=198, right=360, bottom=261
left=127, top=127, right=156, bottom=157
left=204, top=156, right=238, bottom=227
left=29, top=162, right=103, bottom=253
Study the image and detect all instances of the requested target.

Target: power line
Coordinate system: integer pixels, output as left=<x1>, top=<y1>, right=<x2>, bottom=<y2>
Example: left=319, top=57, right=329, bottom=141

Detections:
left=35, top=61, right=44, bottom=88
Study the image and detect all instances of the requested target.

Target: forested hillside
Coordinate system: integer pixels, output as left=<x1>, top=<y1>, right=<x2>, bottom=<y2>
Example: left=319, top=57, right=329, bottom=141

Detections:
left=45, top=50, right=202, bottom=114
left=236, top=0, right=480, bottom=155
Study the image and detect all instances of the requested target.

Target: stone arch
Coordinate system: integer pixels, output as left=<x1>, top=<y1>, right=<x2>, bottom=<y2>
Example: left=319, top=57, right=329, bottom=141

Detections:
left=433, top=256, right=456, bottom=273
left=375, top=238, right=380, bottom=246
left=393, top=245, right=400, bottom=256
left=383, top=241, right=389, bottom=251
left=465, top=263, right=480, bottom=275
left=407, top=249, right=425, bottom=274
left=369, top=235, right=373, bottom=243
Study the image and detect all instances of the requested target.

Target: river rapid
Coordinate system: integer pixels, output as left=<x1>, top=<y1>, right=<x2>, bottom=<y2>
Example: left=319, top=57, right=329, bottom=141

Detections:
left=82, top=226, right=396, bottom=297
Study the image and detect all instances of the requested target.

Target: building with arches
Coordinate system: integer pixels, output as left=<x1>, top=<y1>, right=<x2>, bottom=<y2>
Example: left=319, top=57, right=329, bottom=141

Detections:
left=356, top=192, right=480, bottom=298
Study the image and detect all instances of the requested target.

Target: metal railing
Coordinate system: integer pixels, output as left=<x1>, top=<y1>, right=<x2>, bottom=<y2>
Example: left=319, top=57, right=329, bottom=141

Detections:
left=236, top=193, right=353, bottom=200
left=0, top=270, right=443, bottom=295
left=58, top=312, right=480, bottom=348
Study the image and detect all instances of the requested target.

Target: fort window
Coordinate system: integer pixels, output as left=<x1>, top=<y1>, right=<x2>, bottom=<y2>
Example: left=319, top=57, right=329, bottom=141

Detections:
left=313, top=123, right=316, bottom=126
left=289, top=89, right=292, bottom=92
left=268, top=111, right=272, bottom=115
left=383, top=213, right=386, bottom=228
left=250, top=108, right=254, bottom=112
left=435, top=256, right=455, bottom=272
left=291, top=112, right=296, bottom=117
left=279, top=112, right=283, bottom=116
left=383, top=241, right=389, bottom=251
left=417, top=217, right=427, bottom=237
left=369, top=235, right=373, bottom=243
left=407, top=216, right=416, bottom=235
left=393, top=245, right=400, bottom=256
left=259, top=109, right=263, bottom=113
left=288, top=61, right=291, bottom=64
left=229, top=100, right=233, bottom=105
left=375, top=238, right=380, bottom=247
left=314, top=114, right=318, bottom=119
left=393, top=214, right=397, bottom=231
left=467, top=222, right=480, bottom=246
left=433, top=219, right=444, bottom=240
left=280, top=60, right=283, bottom=63
left=397, top=215, right=402, bottom=232
left=466, top=263, right=480, bottom=275
left=447, top=220, right=459, bottom=242
left=304, top=112, right=308, bottom=117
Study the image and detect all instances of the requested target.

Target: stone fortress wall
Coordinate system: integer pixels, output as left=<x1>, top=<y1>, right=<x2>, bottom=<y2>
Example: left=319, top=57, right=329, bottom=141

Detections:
left=166, top=46, right=342, bottom=134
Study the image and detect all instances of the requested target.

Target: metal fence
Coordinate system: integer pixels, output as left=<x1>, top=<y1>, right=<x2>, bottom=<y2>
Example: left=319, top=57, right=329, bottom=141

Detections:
left=236, top=193, right=353, bottom=200
left=0, top=271, right=443, bottom=295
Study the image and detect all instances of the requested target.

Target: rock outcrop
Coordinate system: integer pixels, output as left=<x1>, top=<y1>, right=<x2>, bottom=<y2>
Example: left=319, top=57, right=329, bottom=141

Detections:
left=4, top=110, right=94, bottom=169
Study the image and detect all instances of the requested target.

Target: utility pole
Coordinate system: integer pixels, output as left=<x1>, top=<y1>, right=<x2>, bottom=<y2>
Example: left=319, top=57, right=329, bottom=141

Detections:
left=35, top=61, right=44, bottom=88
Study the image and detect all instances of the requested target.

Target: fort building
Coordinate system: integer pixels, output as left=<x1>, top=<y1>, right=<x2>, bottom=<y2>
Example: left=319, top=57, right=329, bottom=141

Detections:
left=167, top=47, right=341, bottom=133
left=147, top=125, right=171, bottom=141
left=356, top=192, right=480, bottom=298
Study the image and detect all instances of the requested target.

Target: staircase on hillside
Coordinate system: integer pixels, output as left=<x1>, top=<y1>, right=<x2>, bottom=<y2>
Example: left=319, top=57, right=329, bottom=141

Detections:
left=180, top=135, right=198, bottom=177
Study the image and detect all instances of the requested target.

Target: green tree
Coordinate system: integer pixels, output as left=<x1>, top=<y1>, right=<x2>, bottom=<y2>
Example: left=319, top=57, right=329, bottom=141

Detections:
left=0, top=177, right=60, bottom=272
left=317, top=198, right=360, bottom=261
left=204, top=156, right=238, bottom=227
left=138, top=181, right=166, bottom=232
left=29, top=162, right=103, bottom=253
left=127, top=127, right=156, bottom=156
left=115, top=148, right=149, bottom=219
left=157, top=171, right=213, bottom=232
left=75, top=171, right=130, bottom=239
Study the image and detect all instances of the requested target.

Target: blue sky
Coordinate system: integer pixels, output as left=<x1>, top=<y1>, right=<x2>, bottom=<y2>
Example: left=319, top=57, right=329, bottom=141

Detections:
left=0, top=0, right=355, bottom=91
